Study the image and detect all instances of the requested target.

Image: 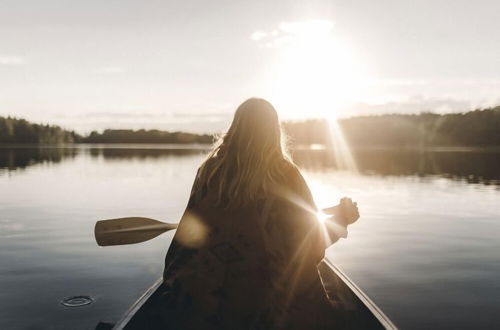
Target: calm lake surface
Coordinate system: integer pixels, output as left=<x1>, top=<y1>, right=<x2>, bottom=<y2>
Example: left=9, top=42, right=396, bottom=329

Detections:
left=1, top=145, right=500, bottom=329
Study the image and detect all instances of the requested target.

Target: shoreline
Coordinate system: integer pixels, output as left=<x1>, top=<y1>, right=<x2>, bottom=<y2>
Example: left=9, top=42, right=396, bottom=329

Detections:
left=1, top=143, right=500, bottom=153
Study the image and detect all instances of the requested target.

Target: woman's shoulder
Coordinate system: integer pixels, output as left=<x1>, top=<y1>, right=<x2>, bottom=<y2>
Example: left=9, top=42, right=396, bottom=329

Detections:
left=282, top=158, right=305, bottom=179
left=279, top=158, right=300, bottom=175
left=196, top=156, right=219, bottom=175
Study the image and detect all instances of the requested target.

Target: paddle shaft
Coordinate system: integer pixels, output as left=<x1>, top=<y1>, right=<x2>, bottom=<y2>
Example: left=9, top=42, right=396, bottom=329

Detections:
left=108, top=223, right=174, bottom=234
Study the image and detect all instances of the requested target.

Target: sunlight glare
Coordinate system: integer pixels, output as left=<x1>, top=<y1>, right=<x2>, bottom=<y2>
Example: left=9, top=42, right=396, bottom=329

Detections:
left=258, top=20, right=369, bottom=172
left=267, top=20, right=369, bottom=120
left=317, top=210, right=330, bottom=223
left=263, top=20, right=363, bottom=172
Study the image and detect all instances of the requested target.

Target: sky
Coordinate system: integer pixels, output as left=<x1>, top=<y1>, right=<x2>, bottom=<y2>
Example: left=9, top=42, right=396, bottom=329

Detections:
left=1, top=0, right=500, bottom=133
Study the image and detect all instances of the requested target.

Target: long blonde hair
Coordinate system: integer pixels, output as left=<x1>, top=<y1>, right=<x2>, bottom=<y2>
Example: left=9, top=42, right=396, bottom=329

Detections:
left=194, top=98, right=293, bottom=208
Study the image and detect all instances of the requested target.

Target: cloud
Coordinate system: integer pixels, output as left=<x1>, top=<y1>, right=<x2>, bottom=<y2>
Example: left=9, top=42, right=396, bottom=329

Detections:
left=250, top=31, right=268, bottom=41
left=44, top=100, right=236, bottom=134
left=93, top=66, right=124, bottom=74
left=0, top=219, right=25, bottom=232
left=358, top=79, right=500, bottom=111
left=48, top=110, right=233, bottom=133
left=279, top=20, right=334, bottom=36
left=250, top=19, right=335, bottom=48
left=0, top=56, right=25, bottom=65
left=64, top=111, right=230, bottom=120
left=343, top=96, right=493, bottom=117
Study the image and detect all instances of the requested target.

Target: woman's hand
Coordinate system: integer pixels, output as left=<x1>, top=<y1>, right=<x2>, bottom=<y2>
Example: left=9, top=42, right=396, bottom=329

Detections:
left=322, top=197, right=360, bottom=227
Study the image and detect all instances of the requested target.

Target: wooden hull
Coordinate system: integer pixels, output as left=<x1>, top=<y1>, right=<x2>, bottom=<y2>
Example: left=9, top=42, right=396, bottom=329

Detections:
left=112, top=260, right=396, bottom=330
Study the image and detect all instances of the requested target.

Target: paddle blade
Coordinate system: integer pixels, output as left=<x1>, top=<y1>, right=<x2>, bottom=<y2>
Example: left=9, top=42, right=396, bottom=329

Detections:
left=94, top=217, right=177, bottom=246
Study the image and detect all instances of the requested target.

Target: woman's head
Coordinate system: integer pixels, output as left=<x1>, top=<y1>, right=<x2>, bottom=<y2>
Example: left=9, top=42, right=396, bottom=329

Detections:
left=195, top=98, right=292, bottom=208
left=223, top=98, right=283, bottom=158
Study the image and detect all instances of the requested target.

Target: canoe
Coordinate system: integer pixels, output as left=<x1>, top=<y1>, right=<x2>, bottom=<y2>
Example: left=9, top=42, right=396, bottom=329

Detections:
left=111, top=259, right=397, bottom=330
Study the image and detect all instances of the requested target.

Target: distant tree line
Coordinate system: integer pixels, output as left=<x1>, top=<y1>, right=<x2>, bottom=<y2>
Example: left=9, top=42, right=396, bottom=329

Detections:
left=82, top=129, right=213, bottom=144
left=0, top=116, right=79, bottom=144
left=2, top=106, right=500, bottom=146
left=284, top=106, right=500, bottom=148
left=0, top=117, right=213, bottom=144
left=341, top=106, right=500, bottom=147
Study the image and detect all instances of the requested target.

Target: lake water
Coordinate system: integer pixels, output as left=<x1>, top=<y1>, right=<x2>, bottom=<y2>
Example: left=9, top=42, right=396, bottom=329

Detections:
left=1, top=145, right=499, bottom=329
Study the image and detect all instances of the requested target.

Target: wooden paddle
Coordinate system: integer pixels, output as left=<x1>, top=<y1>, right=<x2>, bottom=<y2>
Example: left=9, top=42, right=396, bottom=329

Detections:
left=94, top=217, right=178, bottom=247
left=94, top=199, right=358, bottom=247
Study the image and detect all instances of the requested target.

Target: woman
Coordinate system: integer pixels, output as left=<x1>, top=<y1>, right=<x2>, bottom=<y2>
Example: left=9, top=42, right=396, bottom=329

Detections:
left=160, top=98, right=359, bottom=329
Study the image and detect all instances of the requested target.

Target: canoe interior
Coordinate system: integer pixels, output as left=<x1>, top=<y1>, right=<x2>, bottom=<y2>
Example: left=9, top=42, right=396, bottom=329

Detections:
left=112, top=260, right=396, bottom=330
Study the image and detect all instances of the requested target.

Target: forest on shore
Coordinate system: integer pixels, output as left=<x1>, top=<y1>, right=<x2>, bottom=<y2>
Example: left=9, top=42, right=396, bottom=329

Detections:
left=1, top=106, right=499, bottom=147
left=0, top=117, right=80, bottom=144
left=285, top=106, right=500, bottom=147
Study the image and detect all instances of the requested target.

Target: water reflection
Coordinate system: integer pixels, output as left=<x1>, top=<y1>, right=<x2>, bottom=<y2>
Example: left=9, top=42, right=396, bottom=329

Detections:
left=0, top=145, right=206, bottom=173
left=2, top=145, right=500, bottom=186
left=0, top=146, right=78, bottom=171
left=92, top=147, right=205, bottom=160
left=292, top=147, right=500, bottom=185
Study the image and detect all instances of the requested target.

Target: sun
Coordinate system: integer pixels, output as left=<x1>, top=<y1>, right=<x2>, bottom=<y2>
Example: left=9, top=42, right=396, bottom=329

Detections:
left=264, top=20, right=369, bottom=120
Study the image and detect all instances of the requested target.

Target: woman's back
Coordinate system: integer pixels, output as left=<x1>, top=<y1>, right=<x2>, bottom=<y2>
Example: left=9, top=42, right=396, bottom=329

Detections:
left=161, top=161, right=335, bottom=329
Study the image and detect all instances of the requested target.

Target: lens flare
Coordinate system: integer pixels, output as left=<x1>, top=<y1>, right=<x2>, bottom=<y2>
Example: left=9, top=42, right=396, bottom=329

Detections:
left=317, top=210, right=331, bottom=223
left=175, top=211, right=209, bottom=248
left=326, top=119, right=358, bottom=172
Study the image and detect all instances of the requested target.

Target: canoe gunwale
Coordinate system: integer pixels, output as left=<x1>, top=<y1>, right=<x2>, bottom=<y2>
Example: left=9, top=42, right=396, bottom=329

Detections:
left=323, top=259, right=397, bottom=330
left=112, top=278, right=163, bottom=330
